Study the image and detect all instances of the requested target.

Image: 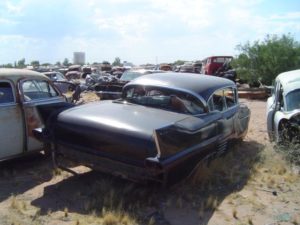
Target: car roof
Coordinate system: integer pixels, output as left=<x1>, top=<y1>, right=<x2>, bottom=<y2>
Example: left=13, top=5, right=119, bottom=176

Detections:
left=125, top=72, right=235, bottom=101
left=0, top=68, right=49, bottom=84
left=276, top=69, right=300, bottom=94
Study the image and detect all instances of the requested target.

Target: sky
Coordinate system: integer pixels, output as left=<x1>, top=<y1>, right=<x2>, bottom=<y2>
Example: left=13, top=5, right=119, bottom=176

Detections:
left=0, top=0, right=300, bottom=65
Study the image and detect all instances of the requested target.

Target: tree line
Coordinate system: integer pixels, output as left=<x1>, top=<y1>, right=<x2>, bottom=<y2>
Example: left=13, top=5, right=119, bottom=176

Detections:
left=1, top=34, right=299, bottom=85
left=232, top=33, right=300, bottom=85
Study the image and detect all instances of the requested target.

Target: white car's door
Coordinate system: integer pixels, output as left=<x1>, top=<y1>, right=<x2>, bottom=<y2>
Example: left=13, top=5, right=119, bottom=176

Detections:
left=266, top=81, right=283, bottom=140
left=266, top=94, right=276, bottom=139
left=0, top=81, right=24, bottom=159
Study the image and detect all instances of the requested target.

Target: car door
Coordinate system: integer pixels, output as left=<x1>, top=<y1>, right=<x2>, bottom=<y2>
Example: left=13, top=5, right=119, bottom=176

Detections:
left=20, top=79, right=65, bottom=152
left=207, top=87, right=236, bottom=152
left=0, top=80, right=24, bottom=159
left=154, top=93, right=220, bottom=158
left=266, top=81, right=281, bottom=140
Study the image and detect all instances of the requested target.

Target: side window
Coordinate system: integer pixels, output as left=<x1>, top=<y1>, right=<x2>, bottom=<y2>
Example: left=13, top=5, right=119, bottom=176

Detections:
left=208, top=87, right=237, bottom=111
left=224, top=87, right=236, bottom=108
left=208, top=89, right=224, bottom=111
left=22, top=80, right=59, bottom=101
left=0, top=82, right=14, bottom=104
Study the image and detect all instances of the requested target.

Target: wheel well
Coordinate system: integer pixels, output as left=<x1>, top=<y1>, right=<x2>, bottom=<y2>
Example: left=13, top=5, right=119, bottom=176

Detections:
left=278, top=119, right=289, bottom=131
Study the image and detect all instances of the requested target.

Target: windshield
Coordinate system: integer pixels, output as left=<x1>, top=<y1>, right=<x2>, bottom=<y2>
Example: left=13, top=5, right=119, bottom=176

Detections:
left=120, top=71, right=146, bottom=81
left=123, top=86, right=205, bottom=115
left=285, top=89, right=300, bottom=111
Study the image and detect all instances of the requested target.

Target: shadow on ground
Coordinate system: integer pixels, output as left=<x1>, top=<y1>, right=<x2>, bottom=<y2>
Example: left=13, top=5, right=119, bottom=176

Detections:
left=32, top=139, right=264, bottom=225
left=0, top=153, right=53, bottom=202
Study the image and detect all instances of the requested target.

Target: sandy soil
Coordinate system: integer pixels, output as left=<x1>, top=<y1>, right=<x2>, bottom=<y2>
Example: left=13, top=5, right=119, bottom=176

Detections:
left=0, top=96, right=299, bottom=225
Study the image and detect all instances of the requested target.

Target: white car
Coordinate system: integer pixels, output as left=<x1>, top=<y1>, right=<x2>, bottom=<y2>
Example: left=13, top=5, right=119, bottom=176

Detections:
left=267, top=69, right=300, bottom=143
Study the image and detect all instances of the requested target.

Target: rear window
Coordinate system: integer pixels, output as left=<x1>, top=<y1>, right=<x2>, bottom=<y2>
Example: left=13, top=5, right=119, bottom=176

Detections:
left=213, top=58, right=226, bottom=63
left=124, top=86, right=205, bottom=115
left=212, top=57, right=232, bottom=63
left=0, top=82, right=14, bottom=104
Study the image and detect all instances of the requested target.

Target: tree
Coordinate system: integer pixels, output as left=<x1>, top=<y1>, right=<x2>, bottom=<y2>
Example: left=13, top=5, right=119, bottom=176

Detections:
left=173, top=60, right=186, bottom=66
left=112, top=57, right=121, bottom=66
left=63, top=58, right=70, bottom=67
left=17, top=58, right=26, bottom=68
left=102, top=60, right=110, bottom=65
left=232, top=34, right=300, bottom=85
left=42, top=63, right=51, bottom=66
left=31, top=60, right=40, bottom=68
left=0, top=63, right=13, bottom=68
left=55, top=61, right=61, bottom=66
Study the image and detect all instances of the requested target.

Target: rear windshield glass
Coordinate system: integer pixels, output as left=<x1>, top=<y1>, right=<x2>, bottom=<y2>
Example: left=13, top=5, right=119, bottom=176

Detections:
left=124, top=86, right=205, bottom=115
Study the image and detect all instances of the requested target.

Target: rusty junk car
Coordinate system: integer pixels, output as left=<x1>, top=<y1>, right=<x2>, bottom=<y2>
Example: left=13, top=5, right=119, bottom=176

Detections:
left=267, top=69, right=300, bottom=144
left=95, top=69, right=164, bottom=100
left=0, top=69, right=72, bottom=161
left=36, top=72, right=250, bottom=185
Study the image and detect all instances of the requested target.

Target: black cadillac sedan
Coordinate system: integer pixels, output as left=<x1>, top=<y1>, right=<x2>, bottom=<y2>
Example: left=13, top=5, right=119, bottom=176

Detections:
left=38, top=72, right=250, bottom=185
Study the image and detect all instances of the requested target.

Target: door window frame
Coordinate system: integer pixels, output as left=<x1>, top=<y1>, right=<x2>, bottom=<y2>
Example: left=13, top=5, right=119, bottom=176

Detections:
left=19, top=78, right=61, bottom=103
left=207, top=86, right=237, bottom=112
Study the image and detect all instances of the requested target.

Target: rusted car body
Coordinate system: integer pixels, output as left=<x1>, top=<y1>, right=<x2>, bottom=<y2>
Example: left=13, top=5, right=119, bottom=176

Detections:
left=0, top=69, right=68, bottom=161
left=201, top=56, right=233, bottom=75
left=267, top=69, right=300, bottom=143
left=38, top=72, right=250, bottom=185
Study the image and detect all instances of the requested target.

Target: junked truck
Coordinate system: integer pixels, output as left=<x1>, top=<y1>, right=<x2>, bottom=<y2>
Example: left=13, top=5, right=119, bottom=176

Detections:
left=0, top=69, right=70, bottom=161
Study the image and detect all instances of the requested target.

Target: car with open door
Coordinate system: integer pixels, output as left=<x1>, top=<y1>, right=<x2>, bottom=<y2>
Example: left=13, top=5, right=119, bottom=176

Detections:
left=37, top=72, right=250, bottom=185
left=0, top=69, right=70, bottom=161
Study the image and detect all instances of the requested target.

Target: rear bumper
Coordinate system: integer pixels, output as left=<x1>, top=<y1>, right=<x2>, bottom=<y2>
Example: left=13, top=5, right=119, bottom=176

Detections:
left=55, top=143, right=163, bottom=182
left=54, top=137, right=215, bottom=185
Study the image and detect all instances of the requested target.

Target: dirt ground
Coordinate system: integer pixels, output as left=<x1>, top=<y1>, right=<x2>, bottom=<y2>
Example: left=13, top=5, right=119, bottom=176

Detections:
left=0, top=95, right=299, bottom=225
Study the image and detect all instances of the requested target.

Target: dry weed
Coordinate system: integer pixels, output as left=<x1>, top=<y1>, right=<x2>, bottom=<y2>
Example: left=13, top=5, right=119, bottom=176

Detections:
left=232, top=208, right=238, bottom=219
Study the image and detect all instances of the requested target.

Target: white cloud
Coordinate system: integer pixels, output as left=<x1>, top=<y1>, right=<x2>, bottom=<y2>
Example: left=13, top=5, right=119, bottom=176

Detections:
left=0, top=18, right=18, bottom=25
left=270, top=12, right=300, bottom=20
left=0, top=0, right=299, bottom=64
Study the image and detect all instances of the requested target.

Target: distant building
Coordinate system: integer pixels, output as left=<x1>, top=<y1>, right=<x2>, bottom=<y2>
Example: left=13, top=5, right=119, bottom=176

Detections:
left=73, top=52, right=85, bottom=65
